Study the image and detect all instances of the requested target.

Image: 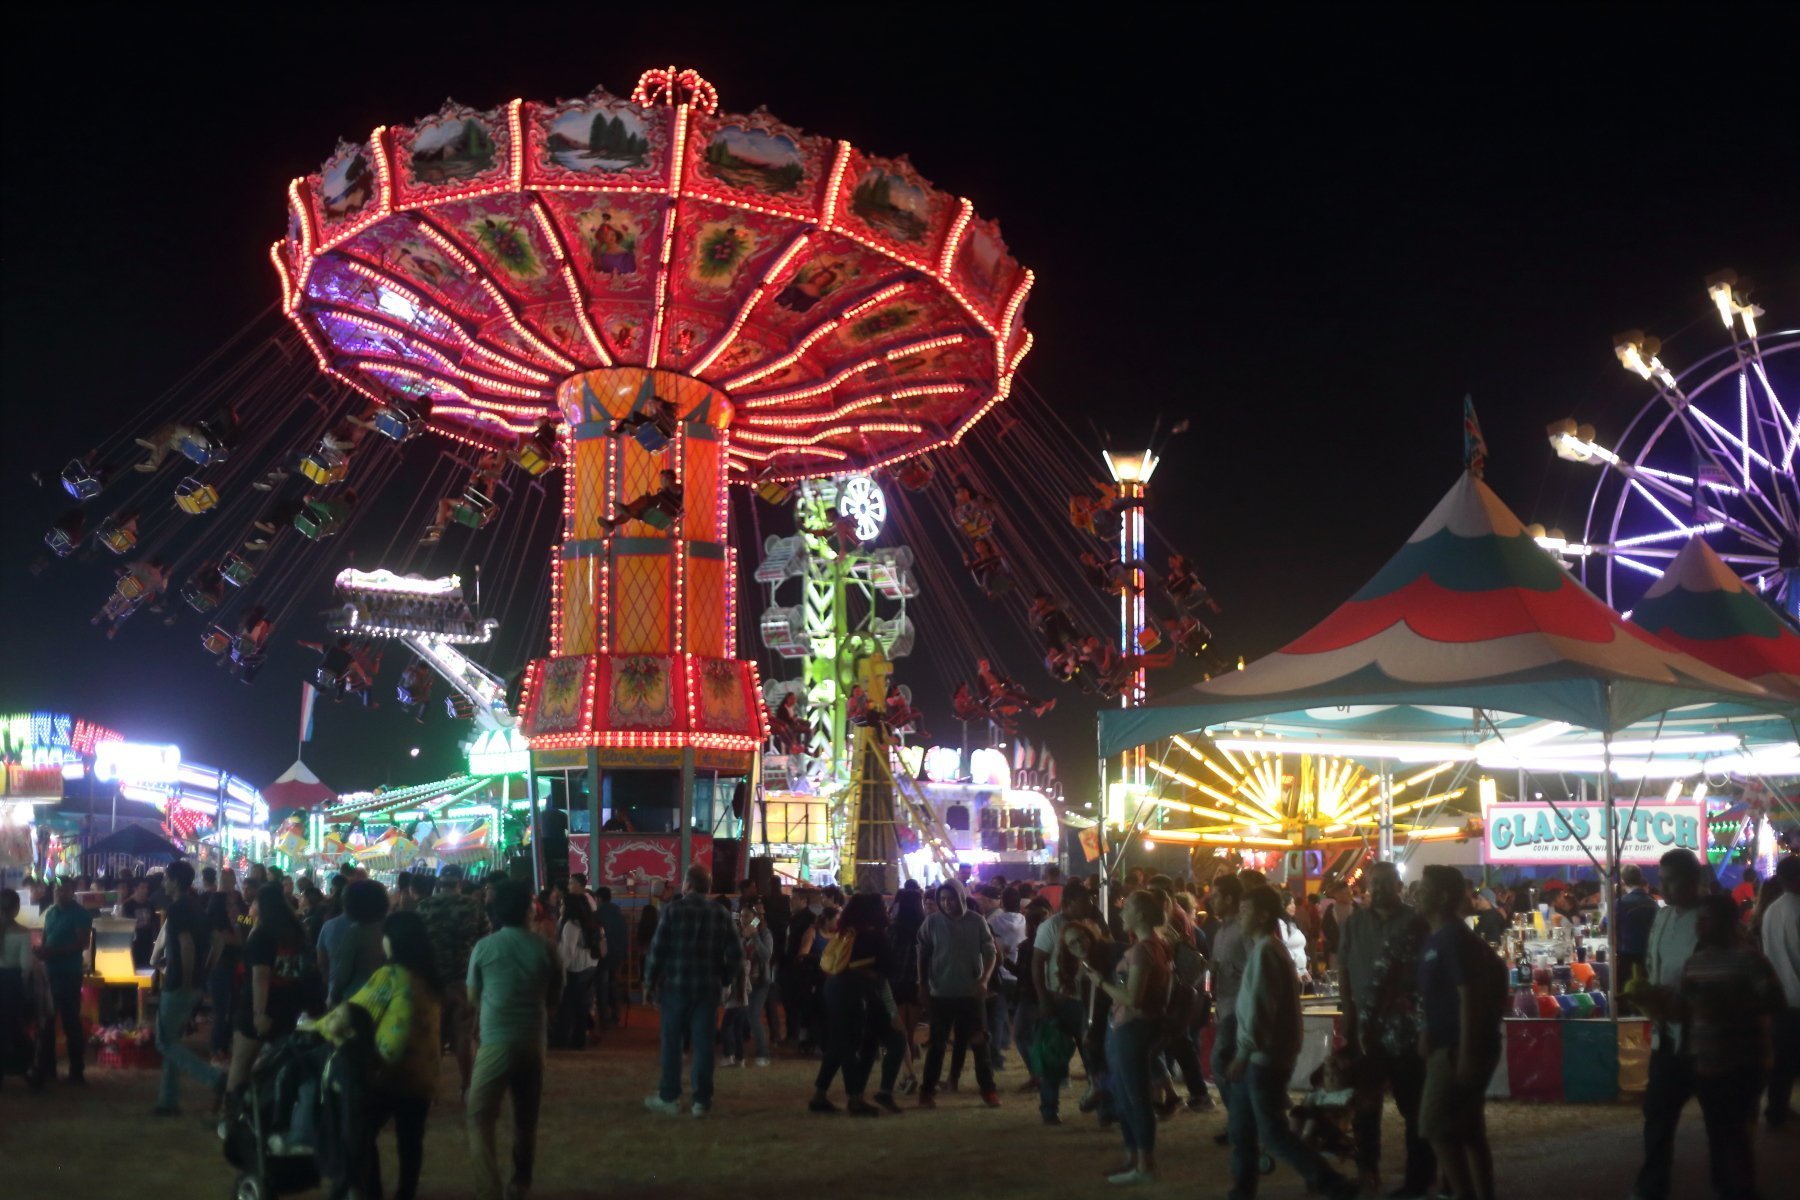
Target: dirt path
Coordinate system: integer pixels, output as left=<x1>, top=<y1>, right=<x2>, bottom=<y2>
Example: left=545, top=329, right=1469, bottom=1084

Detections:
left=4, top=1019, right=1786, bottom=1198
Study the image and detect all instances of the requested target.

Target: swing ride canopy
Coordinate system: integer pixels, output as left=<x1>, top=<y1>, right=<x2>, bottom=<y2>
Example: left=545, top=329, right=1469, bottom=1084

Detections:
left=273, top=66, right=1033, bottom=480
left=1098, top=473, right=1797, bottom=761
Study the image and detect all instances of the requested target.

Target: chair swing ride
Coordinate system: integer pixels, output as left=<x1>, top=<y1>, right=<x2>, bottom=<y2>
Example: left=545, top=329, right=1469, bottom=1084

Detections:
left=32, top=66, right=1227, bottom=886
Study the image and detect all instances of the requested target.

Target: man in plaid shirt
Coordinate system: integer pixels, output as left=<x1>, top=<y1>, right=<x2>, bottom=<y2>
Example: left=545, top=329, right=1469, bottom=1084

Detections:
left=644, top=865, right=742, bottom=1117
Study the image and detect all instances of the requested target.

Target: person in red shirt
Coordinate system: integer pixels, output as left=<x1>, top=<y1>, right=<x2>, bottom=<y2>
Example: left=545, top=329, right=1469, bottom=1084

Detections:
left=1733, top=868, right=1761, bottom=912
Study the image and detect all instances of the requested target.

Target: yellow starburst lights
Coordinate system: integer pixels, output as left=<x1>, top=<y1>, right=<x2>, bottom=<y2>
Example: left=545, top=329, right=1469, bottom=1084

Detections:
left=1141, top=735, right=1468, bottom=848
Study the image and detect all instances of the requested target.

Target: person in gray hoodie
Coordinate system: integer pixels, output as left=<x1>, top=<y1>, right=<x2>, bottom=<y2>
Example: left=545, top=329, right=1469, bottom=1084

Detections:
left=1221, top=885, right=1357, bottom=1200
left=917, top=879, right=999, bottom=1107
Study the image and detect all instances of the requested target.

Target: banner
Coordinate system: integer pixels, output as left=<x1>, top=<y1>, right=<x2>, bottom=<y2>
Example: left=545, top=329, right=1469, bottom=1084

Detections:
left=1483, top=801, right=1705, bottom=865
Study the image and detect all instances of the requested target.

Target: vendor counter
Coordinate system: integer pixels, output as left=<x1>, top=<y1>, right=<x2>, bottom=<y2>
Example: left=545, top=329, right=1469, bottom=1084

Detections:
left=1201, top=1007, right=1651, bottom=1102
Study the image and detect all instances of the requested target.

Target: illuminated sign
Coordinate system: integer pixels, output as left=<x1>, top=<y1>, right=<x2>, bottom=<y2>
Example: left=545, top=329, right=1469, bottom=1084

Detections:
left=468, top=729, right=530, bottom=777
left=969, top=749, right=1010, bottom=788
left=94, top=741, right=182, bottom=785
left=1483, top=801, right=1705, bottom=865
left=924, top=747, right=962, bottom=782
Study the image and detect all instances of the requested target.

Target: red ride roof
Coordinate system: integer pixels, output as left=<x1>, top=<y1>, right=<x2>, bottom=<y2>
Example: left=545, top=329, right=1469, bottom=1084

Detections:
left=276, top=68, right=1033, bottom=481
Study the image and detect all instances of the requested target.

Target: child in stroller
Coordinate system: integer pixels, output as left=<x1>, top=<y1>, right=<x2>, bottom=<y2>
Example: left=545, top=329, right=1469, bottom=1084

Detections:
left=222, top=1007, right=375, bottom=1200
left=1286, top=1052, right=1362, bottom=1163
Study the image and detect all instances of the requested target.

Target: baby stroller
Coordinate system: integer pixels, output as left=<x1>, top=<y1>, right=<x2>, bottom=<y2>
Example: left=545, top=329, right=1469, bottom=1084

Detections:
left=223, top=1009, right=374, bottom=1200
left=1270, top=1053, right=1362, bottom=1173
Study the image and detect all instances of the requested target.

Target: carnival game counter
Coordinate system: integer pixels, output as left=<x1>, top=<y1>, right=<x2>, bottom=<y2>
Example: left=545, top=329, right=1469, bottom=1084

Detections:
left=1200, top=1007, right=1651, bottom=1101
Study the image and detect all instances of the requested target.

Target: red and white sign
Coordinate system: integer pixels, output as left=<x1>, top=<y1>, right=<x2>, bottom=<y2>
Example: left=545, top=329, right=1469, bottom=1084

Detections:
left=569, top=833, right=713, bottom=887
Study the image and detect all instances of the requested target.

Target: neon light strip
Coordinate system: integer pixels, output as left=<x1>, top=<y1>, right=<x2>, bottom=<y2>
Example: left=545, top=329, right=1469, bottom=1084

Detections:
left=937, top=198, right=973, bottom=279
left=333, top=258, right=553, bottom=381
left=722, top=317, right=847, bottom=389
left=319, top=308, right=552, bottom=398
left=736, top=360, right=882, bottom=408
left=528, top=199, right=611, bottom=366
left=687, top=230, right=812, bottom=378
left=507, top=100, right=525, bottom=191
left=270, top=242, right=297, bottom=313
left=817, top=142, right=852, bottom=232
left=413, top=218, right=577, bottom=371
left=735, top=421, right=923, bottom=447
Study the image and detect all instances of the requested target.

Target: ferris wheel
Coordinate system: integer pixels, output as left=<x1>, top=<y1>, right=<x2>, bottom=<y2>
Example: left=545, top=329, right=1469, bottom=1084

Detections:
left=1544, top=271, right=1800, bottom=619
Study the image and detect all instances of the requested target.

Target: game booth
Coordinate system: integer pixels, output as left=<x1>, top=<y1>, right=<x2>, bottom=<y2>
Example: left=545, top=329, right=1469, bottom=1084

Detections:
left=1104, top=473, right=1800, bottom=1102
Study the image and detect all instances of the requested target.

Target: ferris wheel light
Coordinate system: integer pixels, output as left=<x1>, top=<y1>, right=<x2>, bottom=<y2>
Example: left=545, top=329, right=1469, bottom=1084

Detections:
left=1546, top=418, right=1605, bottom=464
left=1704, top=270, right=1764, bottom=337
left=1614, top=331, right=1677, bottom=387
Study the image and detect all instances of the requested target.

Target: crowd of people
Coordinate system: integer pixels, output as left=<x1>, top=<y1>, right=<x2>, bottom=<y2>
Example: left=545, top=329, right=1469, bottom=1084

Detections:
left=1, top=849, right=1796, bottom=1200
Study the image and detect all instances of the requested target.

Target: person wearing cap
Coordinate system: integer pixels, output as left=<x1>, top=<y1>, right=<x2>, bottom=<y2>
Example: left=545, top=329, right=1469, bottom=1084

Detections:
left=1469, top=888, right=1506, bottom=942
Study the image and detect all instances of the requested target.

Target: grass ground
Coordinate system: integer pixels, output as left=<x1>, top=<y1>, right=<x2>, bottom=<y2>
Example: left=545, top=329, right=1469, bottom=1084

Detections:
left=2, top=1014, right=1787, bottom=1199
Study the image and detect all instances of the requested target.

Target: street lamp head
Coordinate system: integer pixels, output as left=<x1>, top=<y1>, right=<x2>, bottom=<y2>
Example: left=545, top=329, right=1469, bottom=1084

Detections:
left=1103, top=449, right=1159, bottom=485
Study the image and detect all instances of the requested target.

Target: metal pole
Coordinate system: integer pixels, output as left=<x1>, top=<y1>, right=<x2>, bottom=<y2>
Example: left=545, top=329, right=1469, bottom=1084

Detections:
left=1378, top=767, right=1394, bottom=862
left=1602, top=725, right=1619, bottom=1028
left=679, top=748, right=696, bottom=883
left=1095, top=753, right=1110, bottom=917
left=527, top=766, right=542, bottom=892
left=585, top=748, right=601, bottom=888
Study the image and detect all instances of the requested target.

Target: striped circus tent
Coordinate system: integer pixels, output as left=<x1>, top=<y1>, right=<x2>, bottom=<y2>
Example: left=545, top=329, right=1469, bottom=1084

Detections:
left=1101, top=473, right=1787, bottom=757
left=1629, top=537, right=1800, bottom=703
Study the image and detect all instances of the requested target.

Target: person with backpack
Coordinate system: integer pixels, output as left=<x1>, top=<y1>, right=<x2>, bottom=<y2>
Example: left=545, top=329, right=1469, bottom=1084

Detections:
left=553, top=885, right=603, bottom=1050
left=809, top=893, right=896, bottom=1115
left=1157, top=894, right=1214, bottom=1113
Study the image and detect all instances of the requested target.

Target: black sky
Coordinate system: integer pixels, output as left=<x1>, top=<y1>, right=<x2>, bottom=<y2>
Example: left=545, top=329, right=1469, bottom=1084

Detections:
left=4, top=7, right=1798, bottom=793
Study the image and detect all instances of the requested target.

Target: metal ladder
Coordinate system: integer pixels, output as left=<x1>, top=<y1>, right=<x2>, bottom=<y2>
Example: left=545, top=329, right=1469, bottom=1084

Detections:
left=842, top=727, right=958, bottom=887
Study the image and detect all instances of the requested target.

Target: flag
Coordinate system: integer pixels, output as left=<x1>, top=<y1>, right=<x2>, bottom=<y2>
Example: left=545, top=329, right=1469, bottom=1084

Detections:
left=1463, top=394, right=1488, bottom=479
left=1077, top=825, right=1102, bottom=862
left=300, top=682, right=318, bottom=744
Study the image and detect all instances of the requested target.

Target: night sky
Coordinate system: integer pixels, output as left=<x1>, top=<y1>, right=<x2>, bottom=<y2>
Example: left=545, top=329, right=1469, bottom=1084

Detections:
left=4, top=9, right=1797, bottom=795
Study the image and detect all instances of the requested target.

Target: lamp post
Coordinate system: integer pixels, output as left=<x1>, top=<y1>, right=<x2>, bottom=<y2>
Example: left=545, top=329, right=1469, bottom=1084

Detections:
left=1102, top=448, right=1158, bottom=884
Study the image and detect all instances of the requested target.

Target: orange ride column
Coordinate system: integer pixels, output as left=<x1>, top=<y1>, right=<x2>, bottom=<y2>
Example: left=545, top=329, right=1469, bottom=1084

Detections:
left=521, top=366, right=764, bottom=792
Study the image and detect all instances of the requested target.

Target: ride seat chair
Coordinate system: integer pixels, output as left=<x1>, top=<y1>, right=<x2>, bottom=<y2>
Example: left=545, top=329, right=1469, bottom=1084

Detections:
left=633, top=502, right=676, bottom=531
left=295, top=498, right=348, bottom=540
left=201, top=627, right=233, bottom=656
left=451, top=490, right=496, bottom=529
left=632, top=423, right=671, bottom=453
left=115, top=573, right=149, bottom=603
left=444, top=695, right=476, bottom=719
left=45, top=526, right=80, bottom=557
left=61, top=459, right=103, bottom=500
left=220, top=554, right=258, bottom=587
left=97, top=518, right=137, bottom=555
left=300, top=447, right=349, bottom=486
left=178, top=431, right=224, bottom=467
left=511, top=437, right=556, bottom=476
left=182, top=582, right=221, bottom=613
left=174, top=476, right=220, bottom=515
left=372, top=402, right=424, bottom=443
left=755, top=479, right=794, bottom=506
